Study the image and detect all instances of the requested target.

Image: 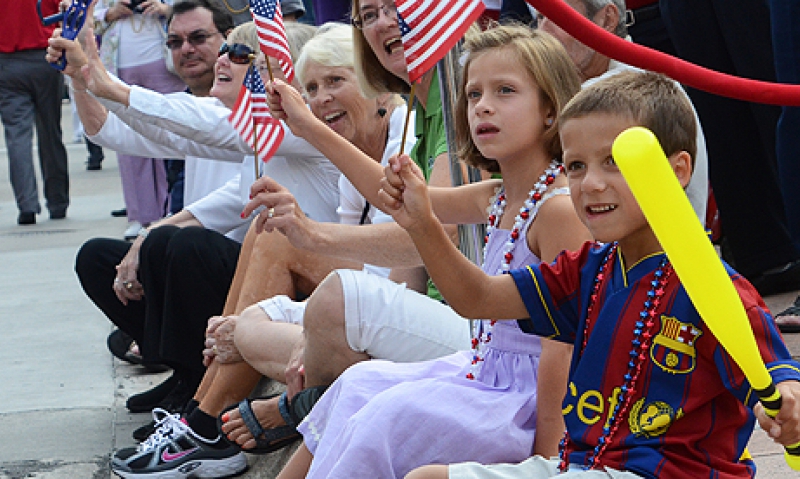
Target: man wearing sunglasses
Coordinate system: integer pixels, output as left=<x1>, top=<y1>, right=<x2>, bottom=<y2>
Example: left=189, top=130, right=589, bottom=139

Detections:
left=165, top=0, right=231, bottom=96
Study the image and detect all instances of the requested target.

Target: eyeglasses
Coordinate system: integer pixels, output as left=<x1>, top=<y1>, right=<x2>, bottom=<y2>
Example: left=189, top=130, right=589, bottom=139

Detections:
left=165, top=30, right=220, bottom=50
left=351, top=2, right=397, bottom=30
left=218, top=42, right=256, bottom=64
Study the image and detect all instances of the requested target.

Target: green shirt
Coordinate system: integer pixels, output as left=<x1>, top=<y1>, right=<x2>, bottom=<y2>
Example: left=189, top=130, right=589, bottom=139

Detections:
left=409, top=72, right=448, bottom=301
left=409, top=70, right=447, bottom=182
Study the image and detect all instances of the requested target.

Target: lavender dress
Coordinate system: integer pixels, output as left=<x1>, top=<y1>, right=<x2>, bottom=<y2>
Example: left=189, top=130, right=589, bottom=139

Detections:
left=296, top=188, right=570, bottom=479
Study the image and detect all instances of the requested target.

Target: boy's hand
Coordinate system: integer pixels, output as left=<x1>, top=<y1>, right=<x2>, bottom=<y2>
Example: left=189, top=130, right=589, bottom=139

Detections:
left=755, top=380, right=800, bottom=447
left=379, top=153, right=433, bottom=234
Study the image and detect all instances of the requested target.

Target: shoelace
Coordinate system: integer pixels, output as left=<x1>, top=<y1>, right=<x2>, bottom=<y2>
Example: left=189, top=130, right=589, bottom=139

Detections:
left=138, top=408, right=187, bottom=452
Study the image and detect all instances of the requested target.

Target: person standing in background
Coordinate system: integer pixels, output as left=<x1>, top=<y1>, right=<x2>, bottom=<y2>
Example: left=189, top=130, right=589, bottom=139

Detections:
left=624, top=0, right=675, bottom=56
left=94, top=0, right=186, bottom=239
left=0, top=0, right=70, bottom=225
left=764, top=0, right=800, bottom=333
left=661, top=0, right=800, bottom=300
left=213, top=0, right=306, bottom=26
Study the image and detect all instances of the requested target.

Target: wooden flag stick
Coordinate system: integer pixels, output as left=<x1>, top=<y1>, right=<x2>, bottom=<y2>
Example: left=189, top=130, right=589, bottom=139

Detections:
left=250, top=63, right=263, bottom=180
left=398, top=82, right=416, bottom=156
left=265, top=56, right=275, bottom=83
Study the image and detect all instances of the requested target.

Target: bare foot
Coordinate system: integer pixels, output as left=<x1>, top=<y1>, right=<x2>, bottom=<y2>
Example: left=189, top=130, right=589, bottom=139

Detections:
left=220, top=396, right=288, bottom=450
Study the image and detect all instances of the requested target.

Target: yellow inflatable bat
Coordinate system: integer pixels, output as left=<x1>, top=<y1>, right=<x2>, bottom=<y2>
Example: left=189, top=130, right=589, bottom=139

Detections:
left=612, top=127, right=800, bottom=470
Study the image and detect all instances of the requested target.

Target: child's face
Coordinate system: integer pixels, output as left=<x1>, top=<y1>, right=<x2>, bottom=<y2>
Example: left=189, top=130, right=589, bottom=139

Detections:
left=465, top=50, right=552, bottom=164
left=561, top=113, right=660, bottom=259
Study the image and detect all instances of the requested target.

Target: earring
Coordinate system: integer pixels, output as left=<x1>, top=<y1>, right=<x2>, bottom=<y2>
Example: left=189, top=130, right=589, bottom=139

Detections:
left=545, top=118, right=553, bottom=126
left=378, top=107, right=387, bottom=117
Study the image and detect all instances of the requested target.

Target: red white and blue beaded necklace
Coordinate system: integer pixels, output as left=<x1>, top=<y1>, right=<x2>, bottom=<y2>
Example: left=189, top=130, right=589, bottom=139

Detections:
left=467, top=159, right=563, bottom=380
left=558, top=243, right=673, bottom=471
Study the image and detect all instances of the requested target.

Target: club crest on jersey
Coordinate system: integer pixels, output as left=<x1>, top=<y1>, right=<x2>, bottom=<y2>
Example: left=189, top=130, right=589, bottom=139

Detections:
left=650, top=315, right=702, bottom=374
left=628, top=398, right=684, bottom=438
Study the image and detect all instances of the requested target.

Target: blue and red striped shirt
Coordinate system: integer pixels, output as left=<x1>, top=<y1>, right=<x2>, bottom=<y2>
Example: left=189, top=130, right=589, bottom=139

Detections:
left=511, top=241, right=800, bottom=479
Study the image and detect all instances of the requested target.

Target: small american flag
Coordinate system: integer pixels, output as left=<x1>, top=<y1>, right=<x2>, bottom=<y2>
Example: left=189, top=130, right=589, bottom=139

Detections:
left=396, top=0, right=485, bottom=83
left=228, top=65, right=284, bottom=163
left=250, top=0, right=295, bottom=83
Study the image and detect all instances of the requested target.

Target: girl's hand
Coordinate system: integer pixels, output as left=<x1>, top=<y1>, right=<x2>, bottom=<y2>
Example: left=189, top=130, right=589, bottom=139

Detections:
left=379, top=154, right=433, bottom=234
left=755, top=380, right=800, bottom=447
left=266, top=79, right=317, bottom=138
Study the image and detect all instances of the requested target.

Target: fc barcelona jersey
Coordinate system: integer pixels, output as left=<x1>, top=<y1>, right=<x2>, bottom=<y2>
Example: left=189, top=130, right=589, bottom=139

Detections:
left=510, top=242, right=800, bottom=479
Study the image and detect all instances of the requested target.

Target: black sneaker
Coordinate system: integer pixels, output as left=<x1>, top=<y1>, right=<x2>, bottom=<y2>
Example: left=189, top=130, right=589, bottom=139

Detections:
left=112, top=409, right=247, bottom=478
left=17, top=212, right=35, bottom=225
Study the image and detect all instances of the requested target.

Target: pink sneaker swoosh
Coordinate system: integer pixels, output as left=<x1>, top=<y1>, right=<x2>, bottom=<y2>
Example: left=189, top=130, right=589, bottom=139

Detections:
left=161, top=448, right=198, bottom=462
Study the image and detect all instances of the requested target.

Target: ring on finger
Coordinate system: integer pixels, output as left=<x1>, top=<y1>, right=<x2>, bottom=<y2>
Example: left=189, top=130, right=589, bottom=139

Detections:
left=124, top=281, right=133, bottom=290
left=212, top=345, right=218, bottom=354
left=267, top=207, right=275, bottom=219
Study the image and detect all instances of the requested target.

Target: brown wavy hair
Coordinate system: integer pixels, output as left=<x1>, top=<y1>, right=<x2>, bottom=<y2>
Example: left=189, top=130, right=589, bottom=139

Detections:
left=454, top=26, right=582, bottom=172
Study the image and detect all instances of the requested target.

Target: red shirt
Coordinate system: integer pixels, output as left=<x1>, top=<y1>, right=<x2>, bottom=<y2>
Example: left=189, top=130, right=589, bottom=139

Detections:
left=0, top=0, right=60, bottom=53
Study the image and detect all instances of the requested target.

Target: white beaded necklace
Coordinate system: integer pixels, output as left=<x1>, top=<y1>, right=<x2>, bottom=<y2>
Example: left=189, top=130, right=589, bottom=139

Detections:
left=467, top=159, right=563, bottom=380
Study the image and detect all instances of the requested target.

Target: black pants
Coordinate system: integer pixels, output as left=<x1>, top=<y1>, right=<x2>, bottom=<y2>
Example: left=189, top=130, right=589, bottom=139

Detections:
left=661, top=0, right=797, bottom=277
left=75, top=226, right=241, bottom=375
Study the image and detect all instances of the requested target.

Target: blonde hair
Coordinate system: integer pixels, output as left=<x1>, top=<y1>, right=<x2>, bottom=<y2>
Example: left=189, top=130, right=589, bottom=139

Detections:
left=350, top=0, right=411, bottom=97
left=560, top=71, right=697, bottom=162
left=226, top=21, right=259, bottom=53
left=455, top=25, right=582, bottom=172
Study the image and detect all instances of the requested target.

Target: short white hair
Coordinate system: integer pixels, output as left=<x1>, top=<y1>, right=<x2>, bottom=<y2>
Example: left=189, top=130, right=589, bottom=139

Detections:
left=295, top=23, right=355, bottom=85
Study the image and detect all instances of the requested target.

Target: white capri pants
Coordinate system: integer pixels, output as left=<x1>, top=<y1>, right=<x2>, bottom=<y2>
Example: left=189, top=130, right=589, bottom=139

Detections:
left=450, top=456, right=644, bottom=479
left=257, top=269, right=471, bottom=362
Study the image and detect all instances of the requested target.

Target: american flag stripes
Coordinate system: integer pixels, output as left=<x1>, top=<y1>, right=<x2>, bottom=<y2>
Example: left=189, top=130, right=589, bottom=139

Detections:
left=249, top=0, right=295, bottom=83
left=396, top=0, right=485, bottom=83
left=228, top=65, right=284, bottom=163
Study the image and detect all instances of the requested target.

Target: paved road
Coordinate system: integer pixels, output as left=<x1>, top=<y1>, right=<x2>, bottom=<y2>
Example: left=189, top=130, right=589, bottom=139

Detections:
left=0, top=103, right=799, bottom=478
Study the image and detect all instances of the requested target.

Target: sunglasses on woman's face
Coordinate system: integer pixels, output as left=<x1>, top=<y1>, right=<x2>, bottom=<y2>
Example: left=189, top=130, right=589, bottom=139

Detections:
left=218, top=43, right=256, bottom=64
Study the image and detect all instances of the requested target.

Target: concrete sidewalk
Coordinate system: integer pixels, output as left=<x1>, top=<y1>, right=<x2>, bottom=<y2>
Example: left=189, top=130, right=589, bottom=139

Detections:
left=0, top=103, right=799, bottom=478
